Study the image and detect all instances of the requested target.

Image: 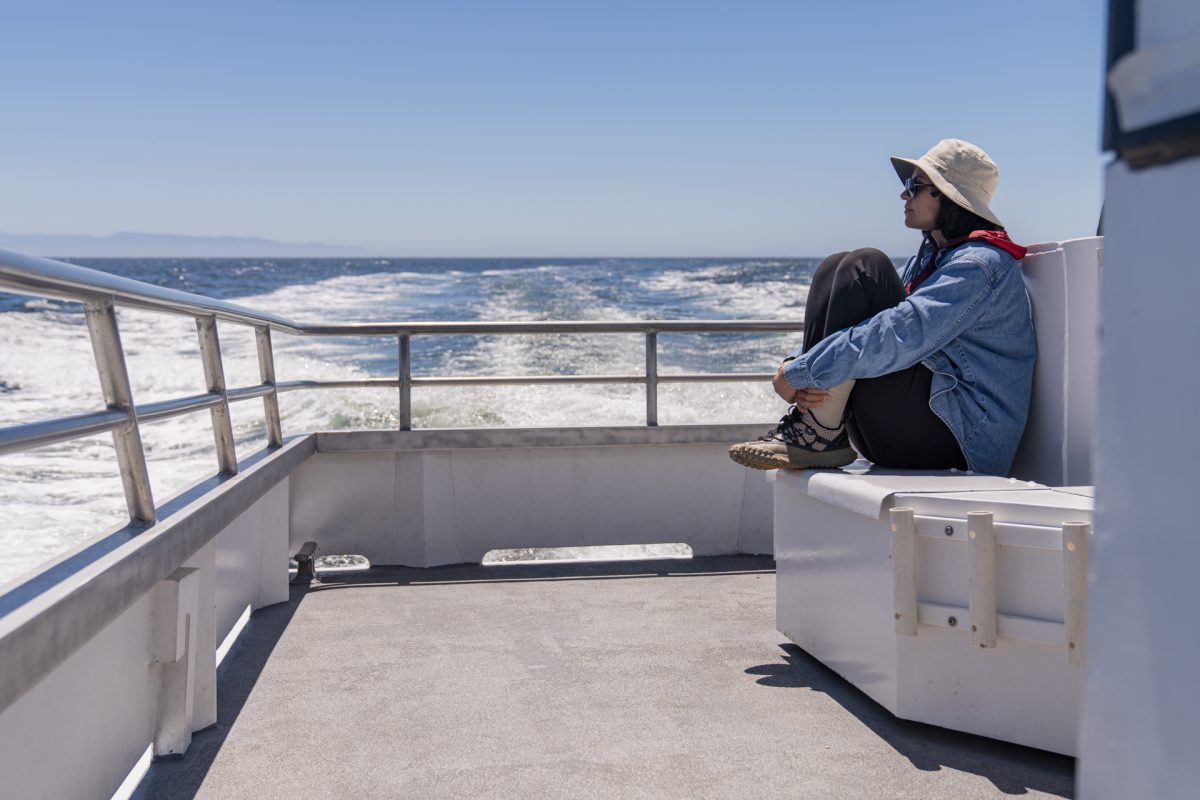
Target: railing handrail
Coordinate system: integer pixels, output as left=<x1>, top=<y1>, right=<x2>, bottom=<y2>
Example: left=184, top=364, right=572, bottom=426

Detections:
left=0, top=248, right=802, bottom=336
left=0, top=247, right=304, bottom=332
left=1, top=247, right=804, bottom=530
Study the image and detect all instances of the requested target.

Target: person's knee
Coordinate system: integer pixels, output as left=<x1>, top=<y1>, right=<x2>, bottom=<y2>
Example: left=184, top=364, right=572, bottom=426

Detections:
left=843, top=247, right=892, bottom=272
left=815, top=251, right=851, bottom=280
left=829, top=248, right=896, bottom=288
left=820, top=248, right=890, bottom=277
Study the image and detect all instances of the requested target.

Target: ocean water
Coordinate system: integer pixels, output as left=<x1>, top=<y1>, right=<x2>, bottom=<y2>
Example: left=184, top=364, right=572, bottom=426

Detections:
left=0, top=256, right=830, bottom=585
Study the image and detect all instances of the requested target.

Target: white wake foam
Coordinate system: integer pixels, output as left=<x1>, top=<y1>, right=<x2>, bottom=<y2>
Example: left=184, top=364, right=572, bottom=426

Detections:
left=0, top=262, right=808, bottom=584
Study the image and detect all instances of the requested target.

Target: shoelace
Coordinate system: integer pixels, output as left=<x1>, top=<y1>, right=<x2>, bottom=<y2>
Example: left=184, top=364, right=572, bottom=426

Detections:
left=760, top=408, right=843, bottom=450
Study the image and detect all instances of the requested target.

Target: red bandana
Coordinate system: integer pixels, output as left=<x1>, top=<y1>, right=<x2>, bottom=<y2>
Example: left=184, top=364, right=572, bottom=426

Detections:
left=905, top=230, right=1028, bottom=295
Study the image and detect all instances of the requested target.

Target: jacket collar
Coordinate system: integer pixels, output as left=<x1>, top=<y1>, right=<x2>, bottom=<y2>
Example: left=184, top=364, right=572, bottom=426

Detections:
left=941, top=229, right=1028, bottom=260
left=906, top=229, right=1027, bottom=294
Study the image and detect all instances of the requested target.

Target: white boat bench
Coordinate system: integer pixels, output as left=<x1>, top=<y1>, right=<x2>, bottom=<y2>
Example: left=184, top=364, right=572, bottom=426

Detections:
left=771, top=236, right=1103, bottom=756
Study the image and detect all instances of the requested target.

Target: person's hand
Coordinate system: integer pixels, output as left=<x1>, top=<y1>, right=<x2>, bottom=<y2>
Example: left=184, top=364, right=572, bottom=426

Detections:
left=772, top=363, right=829, bottom=410
left=794, top=387, right=830, bottom=411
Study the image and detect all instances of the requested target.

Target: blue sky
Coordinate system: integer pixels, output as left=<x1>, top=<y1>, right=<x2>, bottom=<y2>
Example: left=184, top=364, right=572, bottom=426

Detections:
left=2, top=1, right=1106, bottom=256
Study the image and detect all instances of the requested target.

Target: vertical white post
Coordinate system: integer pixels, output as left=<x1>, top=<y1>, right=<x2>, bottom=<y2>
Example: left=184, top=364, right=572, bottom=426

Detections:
left=890, top=507, right=917, bottom=636
left=151, top=567, right=200, bottom=756
left=1063, top=521, right=1090, bottom=666
left=968, top=511, right=997, bottom=648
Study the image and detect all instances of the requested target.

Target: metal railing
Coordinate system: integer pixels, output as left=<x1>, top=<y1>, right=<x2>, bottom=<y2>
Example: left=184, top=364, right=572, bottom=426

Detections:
left=0, top=248, right=803, bottom=528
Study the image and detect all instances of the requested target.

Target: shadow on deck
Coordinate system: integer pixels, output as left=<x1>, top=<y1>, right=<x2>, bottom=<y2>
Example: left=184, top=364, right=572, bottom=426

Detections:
left=134, top=557, right=1073, bottom=799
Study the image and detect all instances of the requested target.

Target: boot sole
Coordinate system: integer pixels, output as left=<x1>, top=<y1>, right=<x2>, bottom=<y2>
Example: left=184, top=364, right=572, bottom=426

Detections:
left=728, top=443, right=857, bottom=471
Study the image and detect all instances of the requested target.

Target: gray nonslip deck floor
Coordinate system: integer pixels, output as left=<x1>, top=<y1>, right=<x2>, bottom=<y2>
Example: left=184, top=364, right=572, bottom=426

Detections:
left=133, top=557, right=1074, bottom=799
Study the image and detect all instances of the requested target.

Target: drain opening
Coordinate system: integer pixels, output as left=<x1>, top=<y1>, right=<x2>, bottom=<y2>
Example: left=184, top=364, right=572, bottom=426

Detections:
left=482, top=543, right=692, bottom=566
left=287, top=554, right=371, bottom=573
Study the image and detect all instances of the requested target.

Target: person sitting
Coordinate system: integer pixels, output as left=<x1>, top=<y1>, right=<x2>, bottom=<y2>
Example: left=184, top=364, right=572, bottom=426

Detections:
left=729, top=139, right=1035, bottom=476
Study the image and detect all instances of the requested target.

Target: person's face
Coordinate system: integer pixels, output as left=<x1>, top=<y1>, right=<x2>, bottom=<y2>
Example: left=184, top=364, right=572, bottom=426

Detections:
left=901, top=167, right=940, bottom=231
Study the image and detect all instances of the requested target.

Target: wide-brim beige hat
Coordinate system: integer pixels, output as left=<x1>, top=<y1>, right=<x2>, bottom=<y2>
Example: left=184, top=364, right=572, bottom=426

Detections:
left=891, top=139, right=1003, bottom=227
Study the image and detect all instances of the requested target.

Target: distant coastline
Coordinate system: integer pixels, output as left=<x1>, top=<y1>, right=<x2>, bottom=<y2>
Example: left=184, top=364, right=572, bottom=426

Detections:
left=0, top=230, right=373, bottom=258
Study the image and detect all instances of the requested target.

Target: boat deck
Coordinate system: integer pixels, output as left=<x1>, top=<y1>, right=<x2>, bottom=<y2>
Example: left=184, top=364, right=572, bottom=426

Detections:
left=132, top=557, right=1074, bottom=799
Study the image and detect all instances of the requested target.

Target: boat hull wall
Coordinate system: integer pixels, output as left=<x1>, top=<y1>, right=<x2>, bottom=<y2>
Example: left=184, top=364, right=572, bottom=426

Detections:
left=0, top=477, right=290, bottom=800
left=1079, top=151, right=1200, bottom=798
left=290, top=429, right=774, bottom=565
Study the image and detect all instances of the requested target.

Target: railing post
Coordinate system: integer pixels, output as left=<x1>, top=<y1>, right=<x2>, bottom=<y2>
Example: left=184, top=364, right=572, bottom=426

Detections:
left=83, top=300, right=156, bottom=525
left=255, top=326, right=284, bottom=448
left=398, top=334, right=412, bottom=431
left=645, top=330, right=658, bottom=426
left=196, top=315, right=238, bottom=475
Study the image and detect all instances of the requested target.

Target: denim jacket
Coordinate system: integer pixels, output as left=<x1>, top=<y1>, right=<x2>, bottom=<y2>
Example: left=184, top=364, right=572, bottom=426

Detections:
left=783, top=240, right=1036, bottom=476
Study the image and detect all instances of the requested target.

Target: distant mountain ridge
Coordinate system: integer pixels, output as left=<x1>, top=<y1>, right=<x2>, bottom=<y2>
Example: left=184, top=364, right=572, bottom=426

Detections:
left=0, top=230, right=374, bottom=257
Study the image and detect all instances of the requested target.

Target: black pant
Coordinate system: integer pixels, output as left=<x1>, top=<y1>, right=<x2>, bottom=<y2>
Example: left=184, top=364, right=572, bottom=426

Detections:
left=804, top=248, right=967, bottom=470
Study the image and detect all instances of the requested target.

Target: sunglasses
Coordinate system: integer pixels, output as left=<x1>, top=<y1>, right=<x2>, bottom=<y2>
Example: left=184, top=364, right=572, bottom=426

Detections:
left=903, top=177, right=935, bottom=196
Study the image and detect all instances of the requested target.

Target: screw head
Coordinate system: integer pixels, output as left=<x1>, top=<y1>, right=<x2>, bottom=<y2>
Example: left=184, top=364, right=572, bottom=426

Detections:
left=944, top=525, right=954, bottom=536
left=948, top=616, right=958, bottom=627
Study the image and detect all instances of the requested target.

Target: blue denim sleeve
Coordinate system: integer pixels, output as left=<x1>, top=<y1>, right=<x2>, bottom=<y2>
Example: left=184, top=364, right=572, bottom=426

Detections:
left=781, top=255, right=994, bottom=389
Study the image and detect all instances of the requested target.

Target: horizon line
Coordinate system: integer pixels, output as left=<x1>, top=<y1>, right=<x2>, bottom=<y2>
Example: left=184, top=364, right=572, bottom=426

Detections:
left=42, top=252, right=909, bottom=260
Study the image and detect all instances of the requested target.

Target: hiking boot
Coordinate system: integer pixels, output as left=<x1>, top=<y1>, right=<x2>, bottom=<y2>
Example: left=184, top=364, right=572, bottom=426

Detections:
left=728, top=406, right=857, bottom=470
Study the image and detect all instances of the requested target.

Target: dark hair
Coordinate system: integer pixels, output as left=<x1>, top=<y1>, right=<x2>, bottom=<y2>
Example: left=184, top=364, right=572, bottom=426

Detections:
left=931, top=190, right=1002, bottom=239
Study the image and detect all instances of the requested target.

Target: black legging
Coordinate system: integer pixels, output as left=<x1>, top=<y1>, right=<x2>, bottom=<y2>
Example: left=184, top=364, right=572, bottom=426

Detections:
left=803, top=248, right=967, bottom=470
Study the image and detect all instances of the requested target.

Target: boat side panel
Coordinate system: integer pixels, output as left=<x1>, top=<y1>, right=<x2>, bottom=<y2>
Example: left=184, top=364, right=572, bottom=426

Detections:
left=289, top=451, right=402, bottom=564
left=0, top=480, right=290, bottom=800
left=419, top=450, right=462, bottom=566
left=216, top=478, right=290, bottom=644
left=287, top=441, right=772, bottom=566
left=735, top=468, right=774, bottom=556
left=0, top=593, right=156, bottom=800
left=444, top=444, right=755, bottom=562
